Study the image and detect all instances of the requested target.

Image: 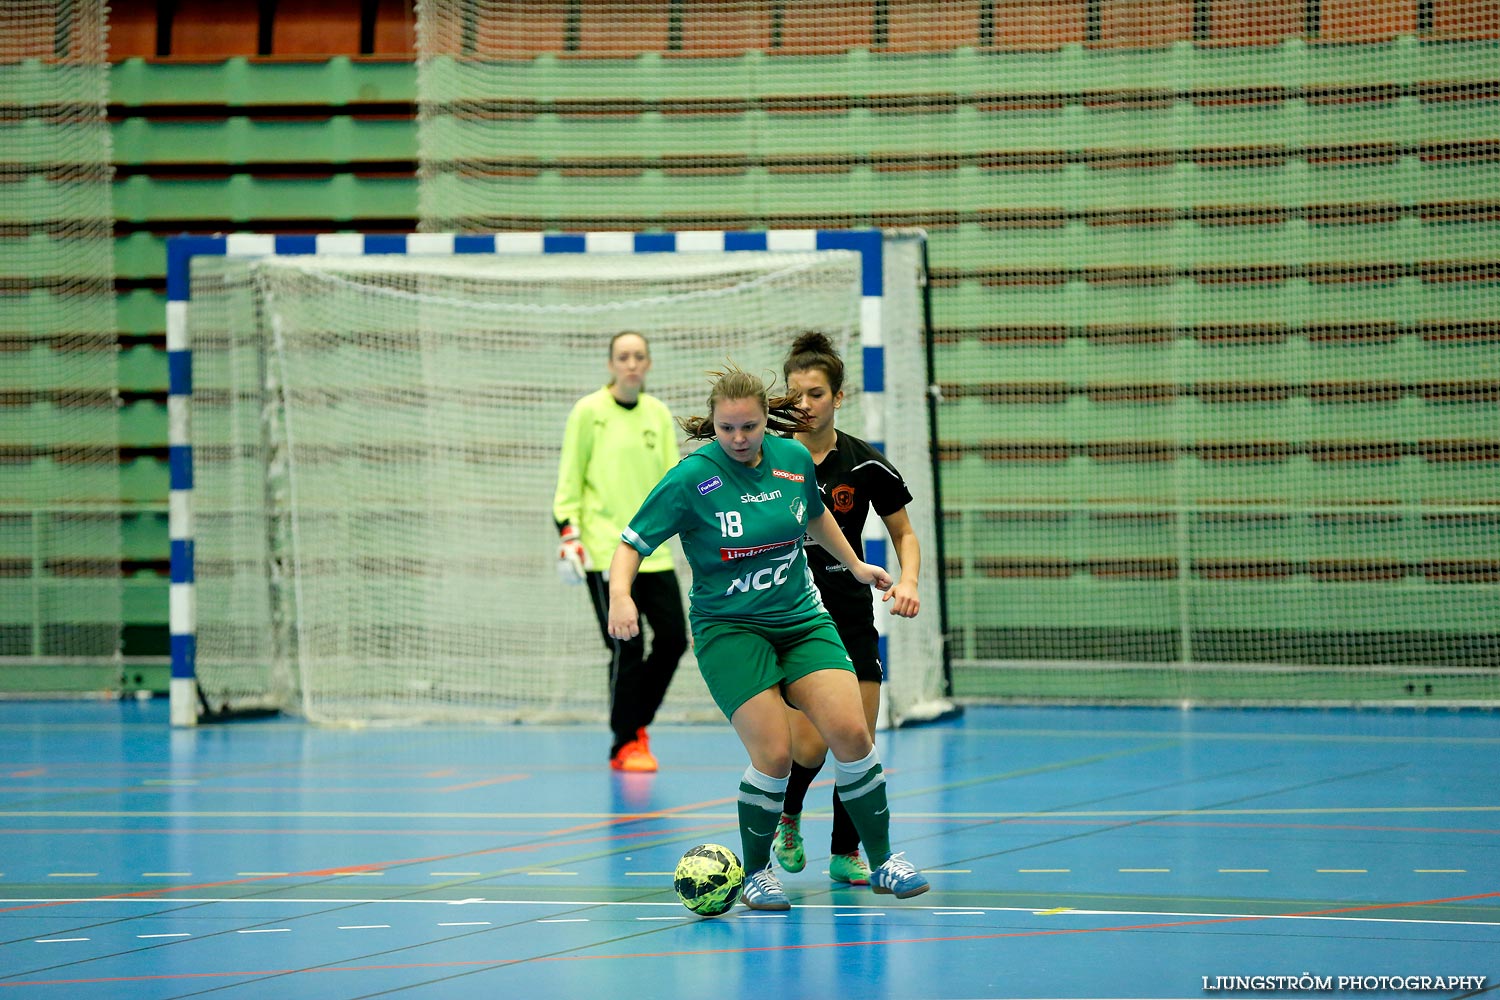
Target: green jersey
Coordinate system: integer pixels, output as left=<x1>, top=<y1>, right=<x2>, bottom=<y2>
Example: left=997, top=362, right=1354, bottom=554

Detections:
left=623, top=434, right=828, bottom=627
left=553, top=386, right=678, bottom=573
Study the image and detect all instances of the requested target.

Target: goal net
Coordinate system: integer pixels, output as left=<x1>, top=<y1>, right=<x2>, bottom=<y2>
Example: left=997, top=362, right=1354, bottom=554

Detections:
left=169, top=230, right=948, bottom=727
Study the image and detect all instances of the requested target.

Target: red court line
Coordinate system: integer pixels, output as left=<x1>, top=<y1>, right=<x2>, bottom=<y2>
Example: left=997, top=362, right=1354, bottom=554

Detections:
left=4, top=889, right=1498, bottom=989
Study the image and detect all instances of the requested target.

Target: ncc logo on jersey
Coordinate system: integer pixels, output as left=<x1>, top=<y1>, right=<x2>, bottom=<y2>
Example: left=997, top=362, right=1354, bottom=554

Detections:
left=725, top=548, right=800, bottom=595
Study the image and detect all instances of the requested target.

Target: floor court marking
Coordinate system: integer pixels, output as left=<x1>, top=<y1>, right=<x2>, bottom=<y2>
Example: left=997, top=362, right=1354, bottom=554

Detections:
left=954, top=726, right=1500, bottom=748
left=4, top=889, right=1498, bottom=990
left=7, top=893, right=1497, bottom=927
left=0, top=796, right=758, bottom=969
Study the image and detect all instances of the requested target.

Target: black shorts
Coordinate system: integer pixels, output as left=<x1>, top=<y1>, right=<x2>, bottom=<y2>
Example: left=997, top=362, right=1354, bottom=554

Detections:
left=822, top=592, right=884, bottom=684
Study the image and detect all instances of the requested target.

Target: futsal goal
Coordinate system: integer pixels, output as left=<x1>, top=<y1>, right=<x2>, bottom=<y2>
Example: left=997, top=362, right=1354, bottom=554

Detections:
left=165, top=229, right=952, bottom=728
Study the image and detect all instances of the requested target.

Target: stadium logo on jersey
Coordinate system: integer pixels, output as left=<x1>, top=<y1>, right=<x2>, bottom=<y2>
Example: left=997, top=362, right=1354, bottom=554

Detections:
left=831, top=484, right=856, bottom=513
left=740, top=489, right=783, bottom=503
left=725, top=548, right=800, bottom=594
left=789, top=497, right=807, bottom=525
left=720, top=538, right=797, bottom=562
left=698, top=476, right=723, bottom=496
left=771, top=468, right=805, bottom=482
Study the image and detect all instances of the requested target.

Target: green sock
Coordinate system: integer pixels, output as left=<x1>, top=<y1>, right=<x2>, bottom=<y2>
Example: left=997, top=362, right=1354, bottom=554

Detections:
left=737, top=765, right=788, bottom=872
left=833, top=748, right=892, bottom=864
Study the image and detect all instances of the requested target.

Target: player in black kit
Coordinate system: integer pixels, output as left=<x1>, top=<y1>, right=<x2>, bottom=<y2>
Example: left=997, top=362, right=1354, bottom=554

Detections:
left=770, top=331, right=924, bottom=886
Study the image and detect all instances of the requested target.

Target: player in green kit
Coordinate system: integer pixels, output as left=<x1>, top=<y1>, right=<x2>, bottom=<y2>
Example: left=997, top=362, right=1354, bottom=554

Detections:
left=606, top=364, right=929, bottom=911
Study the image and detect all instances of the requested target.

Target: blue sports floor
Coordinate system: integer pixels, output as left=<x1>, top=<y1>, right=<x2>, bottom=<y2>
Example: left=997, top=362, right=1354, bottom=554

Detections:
left=0, top=701, right=1495, bottom=999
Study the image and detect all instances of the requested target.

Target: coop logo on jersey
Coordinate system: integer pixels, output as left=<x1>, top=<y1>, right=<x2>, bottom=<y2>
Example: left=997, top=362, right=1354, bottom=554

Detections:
left=771, top=468, right=805, bottom=482
left=740, top=489, right=783, bottom=503
left=698, top=476, right=723, bottom=496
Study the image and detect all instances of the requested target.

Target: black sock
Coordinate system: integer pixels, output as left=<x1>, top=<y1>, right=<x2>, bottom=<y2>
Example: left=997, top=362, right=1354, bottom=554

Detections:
left=781, top=759, right=822, bottom=817
left=830, top=789, right=860, bottom=855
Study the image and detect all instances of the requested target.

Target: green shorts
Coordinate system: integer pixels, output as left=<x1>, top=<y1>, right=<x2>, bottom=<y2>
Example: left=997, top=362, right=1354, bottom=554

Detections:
left=692, top=613, right=854, bottom=720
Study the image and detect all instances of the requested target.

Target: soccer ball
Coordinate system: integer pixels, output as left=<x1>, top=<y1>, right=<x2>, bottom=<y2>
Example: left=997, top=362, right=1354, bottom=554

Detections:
left=673, top=843, right=744, bottom=917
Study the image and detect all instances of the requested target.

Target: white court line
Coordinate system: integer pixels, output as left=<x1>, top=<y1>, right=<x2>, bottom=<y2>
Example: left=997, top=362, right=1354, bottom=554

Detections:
left=35, top=938, right=89, bottom=943
left=338, top=925, right=391, bottom=930
left=537, top=918, right=588, bottom=923
left=237, top=928, right=291, bottom=934
left=437, top=921, right=491, bottom=927
left=138, top=933, right=192, bottom=939
left=5, top=898, right=1494, bottom=928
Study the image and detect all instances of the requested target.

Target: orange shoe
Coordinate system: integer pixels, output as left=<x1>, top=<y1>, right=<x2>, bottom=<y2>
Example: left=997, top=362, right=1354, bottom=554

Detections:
left=611, top=735, right=658, bottom=773
left=634, top=728, right=658, bottom=770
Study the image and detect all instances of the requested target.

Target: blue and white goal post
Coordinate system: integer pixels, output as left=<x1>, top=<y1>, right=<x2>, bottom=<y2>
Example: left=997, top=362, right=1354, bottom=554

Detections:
left=166, top=229, right=954, bottom=728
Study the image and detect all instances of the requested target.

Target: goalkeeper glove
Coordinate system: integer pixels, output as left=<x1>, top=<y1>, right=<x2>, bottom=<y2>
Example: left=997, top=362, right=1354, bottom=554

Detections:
left=557, top=524, right=590, bottom=585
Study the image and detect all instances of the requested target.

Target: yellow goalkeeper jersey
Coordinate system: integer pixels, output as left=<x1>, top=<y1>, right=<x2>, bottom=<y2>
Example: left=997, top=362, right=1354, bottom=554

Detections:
left=553, top=386, right=679, bottom=573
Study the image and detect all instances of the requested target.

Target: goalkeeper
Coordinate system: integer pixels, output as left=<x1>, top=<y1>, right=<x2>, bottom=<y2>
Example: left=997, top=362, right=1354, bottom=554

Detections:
left=553, top=331, right=687, bottom=772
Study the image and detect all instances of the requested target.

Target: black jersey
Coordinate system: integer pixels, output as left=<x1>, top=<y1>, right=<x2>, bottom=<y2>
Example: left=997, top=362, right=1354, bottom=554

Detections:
left=803, top=431, right=913, bottom=614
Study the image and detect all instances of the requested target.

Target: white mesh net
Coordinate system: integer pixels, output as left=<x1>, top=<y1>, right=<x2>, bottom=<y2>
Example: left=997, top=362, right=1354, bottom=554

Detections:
left=414, top=1, right=1500, bottom=707
left=186, top=239, right=944, bottom=725
left=0, top=2, right=119, bottom=674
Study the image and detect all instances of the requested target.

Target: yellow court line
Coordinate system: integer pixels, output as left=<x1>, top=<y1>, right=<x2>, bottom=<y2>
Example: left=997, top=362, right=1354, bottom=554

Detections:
left=921, top=869, right=971, bottom=874
left=47, top=873, right=98, bottom=878
left=1317, top=869, right=1369, bottom=873
left=1018, top=868, right=1071, bottom=873
left=1119, top=868, right=1170, bottom=873
left=1220, top=868, right=1270, bottom=873
left=525, top=871, right=578, bottom=876
left=141, top=872, right=192, bottom=878
left=1415, top=869, right=1467, bottom=873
